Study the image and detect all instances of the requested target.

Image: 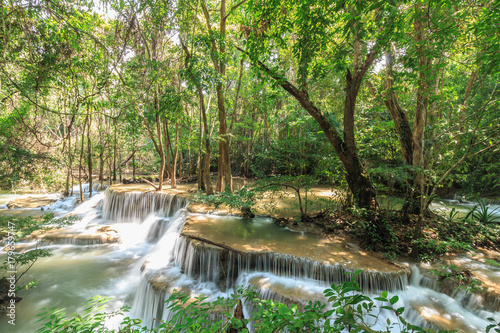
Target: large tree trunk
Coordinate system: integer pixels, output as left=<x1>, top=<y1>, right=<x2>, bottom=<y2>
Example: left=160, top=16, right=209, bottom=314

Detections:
left=215, top=1, right=232, bottom=192
left=382, top=49, right=414, bottom=165
left=197, top=108, right=205, bottom=191
left=199, top=86, right=213, bottom=195
left=405, top=6, right=432, bottom=216
left=180, top=37, right=213, bottom=194
left=200, top=0, right=232, bottom=193
left=237, top=44, right=379, bottom=209
left=216, top=82, right=232, bottom=192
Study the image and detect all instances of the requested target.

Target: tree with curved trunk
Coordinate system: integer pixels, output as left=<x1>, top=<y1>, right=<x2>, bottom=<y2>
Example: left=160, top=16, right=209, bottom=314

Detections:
left=238, top=0, right=401, bottom=208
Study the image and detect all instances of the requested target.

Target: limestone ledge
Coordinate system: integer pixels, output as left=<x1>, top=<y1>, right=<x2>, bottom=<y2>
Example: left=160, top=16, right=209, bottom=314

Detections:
left=6, top=195, right=59, bottom=209
left=30, top=226, right=119, bottom=245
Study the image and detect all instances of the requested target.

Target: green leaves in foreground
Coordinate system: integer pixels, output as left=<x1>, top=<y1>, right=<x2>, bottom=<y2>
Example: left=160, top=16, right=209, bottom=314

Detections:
left=34, top=271, right=478, bottom=333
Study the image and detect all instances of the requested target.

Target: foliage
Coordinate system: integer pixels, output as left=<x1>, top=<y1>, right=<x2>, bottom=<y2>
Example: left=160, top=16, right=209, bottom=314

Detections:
left=193, top=187, right=259, bottom=213
left=485, top=259, right=500, bottom=268
left=328, top=205, right=498, bottom=261
left=0, top=141, right=62, bottom=192
left=0, top=214, right=79, bottom=292
left=36, top=296, right=128, bottom=333
left=0, top=213, right=78, bottom=240
left=486, top=317, right=500, bottom=333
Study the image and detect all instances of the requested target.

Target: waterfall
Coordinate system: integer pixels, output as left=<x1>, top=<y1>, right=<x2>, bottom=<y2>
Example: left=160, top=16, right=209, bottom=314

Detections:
left=172, top=237, right=409, bottom=293
left=100, top=189, right=497, bottom=333
left=131, top=231, right=409, bottom=327
left=133, top=230, right=499, bottom=333
left=102, top=189, right=188, bottom=223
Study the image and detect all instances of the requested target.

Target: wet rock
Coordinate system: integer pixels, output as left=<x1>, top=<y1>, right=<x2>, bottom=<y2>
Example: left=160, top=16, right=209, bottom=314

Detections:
left=122, top=178, right=133, bottom=184
left=97, top=226, right=118, bottom=233
left=240, top=206, right=255, bottom=218
left=275, top=217, right=289, bottom=226
left=0, top=278, right=22, bottom=312
left=345, top=243, right=361, bottom=251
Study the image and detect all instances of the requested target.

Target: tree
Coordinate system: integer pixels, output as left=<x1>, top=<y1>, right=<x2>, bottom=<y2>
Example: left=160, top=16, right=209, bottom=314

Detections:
left=363, top=1, right=500, bottom=244
left=238, top=0, right=403, bottom=209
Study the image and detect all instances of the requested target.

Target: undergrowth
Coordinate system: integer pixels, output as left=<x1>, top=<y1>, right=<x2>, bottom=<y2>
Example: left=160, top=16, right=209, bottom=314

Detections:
left=308, top=206, right=499, bottom=262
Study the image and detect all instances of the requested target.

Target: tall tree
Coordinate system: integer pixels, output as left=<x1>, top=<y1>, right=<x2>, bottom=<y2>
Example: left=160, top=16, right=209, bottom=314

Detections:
left=239, top=0, right=401, bottom=208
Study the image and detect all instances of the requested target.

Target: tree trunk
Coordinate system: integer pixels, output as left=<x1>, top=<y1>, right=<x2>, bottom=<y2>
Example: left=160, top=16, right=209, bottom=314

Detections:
left=99, top=149, right=104, bottom=190
left=87, top=111, right=92, bottom=197
left=113, top=120, right=117, bottom=181
left=245, top=113, right=255, bottom=177
left=163, top=119, right=172, bottom=180
left=79, top=120, right=86, bottom=202
left=215, top=82, right=232, bottom=193
left=381, top=50, right=414, bottom=165
left=179, top=128, right=183, bottom=180
left=171, top=122, right=179, bottom=189
left=65, top=129, right=72, bottom=196
left=119, top=149, right=122, bottom=183
left=197, top=107, right=205, bottom=191
left=404, top=6, right=433, bottom=216
left=156, top=114, right=165, bottom=191
left=132, top=147, right=136, bottom=180
left=199, top=86, right=213, bottom=195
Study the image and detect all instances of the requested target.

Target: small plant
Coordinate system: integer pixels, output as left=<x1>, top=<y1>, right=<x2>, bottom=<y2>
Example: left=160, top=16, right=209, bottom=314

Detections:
left=465, top=199, right=500, bottom=224
left=486, top=317, right=500, bottom=333
left=253, top=175, right=318, bottom=218
left=447, top=208, right=459, bottom=222
left=430, top=264, right=483, bottom=294
left=36, top=296, right=135, bottom=333
left=485, top=259, right=500, bottom=268
left=193, top=188, right=259, bottom=215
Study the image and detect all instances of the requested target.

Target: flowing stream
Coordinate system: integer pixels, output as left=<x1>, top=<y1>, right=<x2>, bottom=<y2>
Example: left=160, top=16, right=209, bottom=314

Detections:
left=0, top=188, right=499, bottom=332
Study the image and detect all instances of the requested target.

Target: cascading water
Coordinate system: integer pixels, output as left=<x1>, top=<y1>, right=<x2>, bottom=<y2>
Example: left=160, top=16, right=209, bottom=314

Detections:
left=133, top=212, right=500, bottom=333
left=102, top=190, right=185, bottom=223
left=0, top=188, right=188, bottom=332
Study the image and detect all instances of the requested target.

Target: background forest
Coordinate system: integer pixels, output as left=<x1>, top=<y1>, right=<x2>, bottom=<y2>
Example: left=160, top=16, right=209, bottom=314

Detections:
left=1, top=0, right=499, bottom=209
